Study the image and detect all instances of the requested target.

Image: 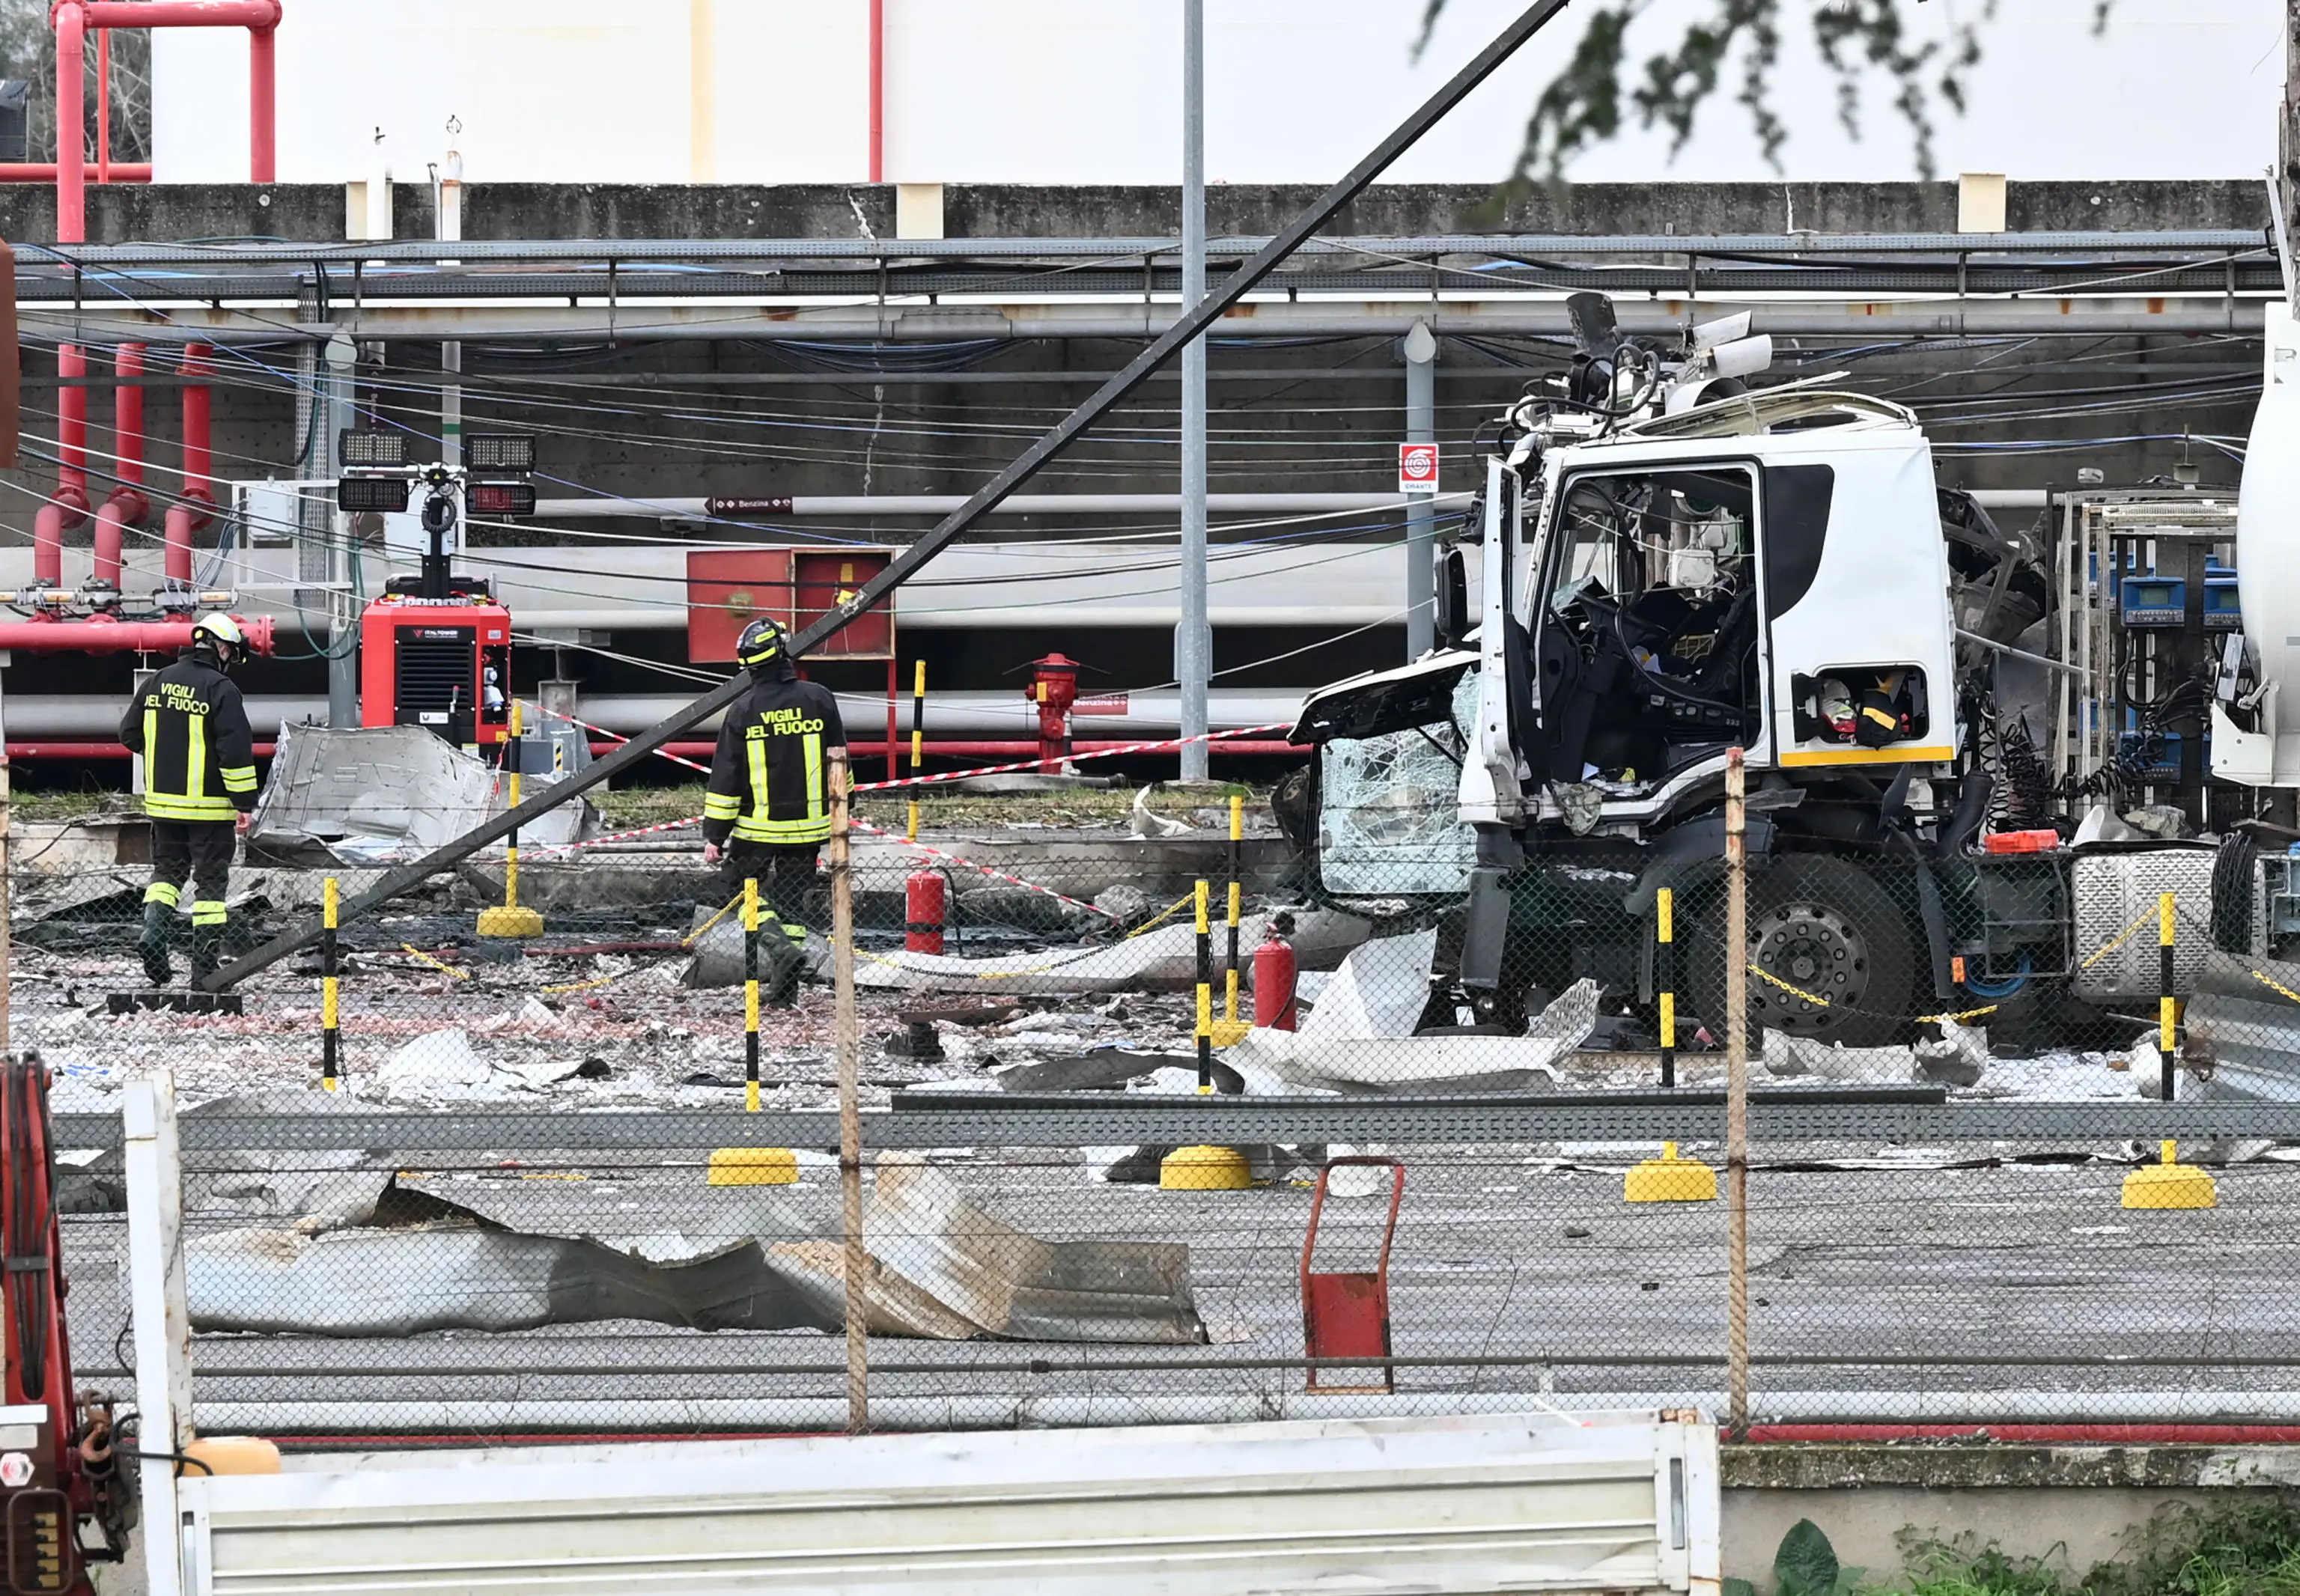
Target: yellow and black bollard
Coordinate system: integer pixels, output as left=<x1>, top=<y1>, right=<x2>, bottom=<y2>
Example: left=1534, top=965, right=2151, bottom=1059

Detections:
left=710, top=877, right=799, bottom=1184
left=1626, top=885, right=1716, bottom=1202
left=477, top=700, right=544, bottom=938
left=320, top=875, right=340, bottom=1092
left=2124, top=891, right=2214, bottom=1208
left=1163, top=877, right=1249, bottom=1189
left=743, top=876, right=761, bottom=1114
left=1211, top=794, right=1251, bottom=1045
left=907, top=660, right=926, bottom=844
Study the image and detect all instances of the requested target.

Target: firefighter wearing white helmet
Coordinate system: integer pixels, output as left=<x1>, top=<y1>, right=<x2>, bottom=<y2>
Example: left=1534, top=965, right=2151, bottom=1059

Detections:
left=118, top=613, right=260, bottom=986
left=702, top=617, right=848, bottom=1007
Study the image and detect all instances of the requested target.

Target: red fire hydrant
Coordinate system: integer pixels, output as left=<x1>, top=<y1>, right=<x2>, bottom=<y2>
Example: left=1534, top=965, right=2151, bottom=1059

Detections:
left=1023, top=652, right=1083, bottom=770
left=1254, top=915, right=1298, bottom=1030
left=905, top=868, right=946, bottom=954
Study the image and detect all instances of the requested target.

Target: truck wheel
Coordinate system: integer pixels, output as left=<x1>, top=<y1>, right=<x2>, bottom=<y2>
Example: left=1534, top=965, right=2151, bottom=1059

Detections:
left=1690, top=856, right=1919, bottom=1049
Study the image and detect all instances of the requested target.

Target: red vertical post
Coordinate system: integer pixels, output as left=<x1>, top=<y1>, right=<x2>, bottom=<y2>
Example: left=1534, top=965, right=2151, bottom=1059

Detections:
left=95, top=28, right=109, bottom=183
left=867, top=0, right=884, bottom=183
left=248, top=21, right=276, bottom=182
left=54, top=3, right=85, bottom=244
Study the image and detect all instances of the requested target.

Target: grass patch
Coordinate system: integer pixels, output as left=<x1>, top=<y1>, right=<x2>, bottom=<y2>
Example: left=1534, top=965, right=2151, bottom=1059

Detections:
left=1879, top=1499, right=2300, bottom=1596
left=591, top=782, right=1257, bottom=832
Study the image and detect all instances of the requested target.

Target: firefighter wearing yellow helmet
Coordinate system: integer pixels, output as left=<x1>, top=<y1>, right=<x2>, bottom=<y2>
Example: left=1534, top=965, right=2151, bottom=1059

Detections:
left=702, top=617, right=848, bottom=1007
left=118, top=614, right=260, bottom=985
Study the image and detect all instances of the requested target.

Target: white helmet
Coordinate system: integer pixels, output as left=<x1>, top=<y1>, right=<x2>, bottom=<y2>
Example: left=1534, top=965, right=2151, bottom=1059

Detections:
left=190, top=612, right=246, bottom=660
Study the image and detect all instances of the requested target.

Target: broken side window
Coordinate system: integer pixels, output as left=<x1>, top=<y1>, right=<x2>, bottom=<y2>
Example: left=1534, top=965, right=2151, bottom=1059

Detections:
left=1315, top=671, right=1478, bottom=897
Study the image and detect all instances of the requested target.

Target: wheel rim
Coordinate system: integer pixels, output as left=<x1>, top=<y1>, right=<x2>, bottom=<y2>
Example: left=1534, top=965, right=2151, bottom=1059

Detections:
left=1748, top=900, right=1870, bottom=1033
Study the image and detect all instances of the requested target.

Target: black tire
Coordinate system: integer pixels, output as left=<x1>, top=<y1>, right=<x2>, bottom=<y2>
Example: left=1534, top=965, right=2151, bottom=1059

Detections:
left=1687, top=854, right=1920, bottom=1049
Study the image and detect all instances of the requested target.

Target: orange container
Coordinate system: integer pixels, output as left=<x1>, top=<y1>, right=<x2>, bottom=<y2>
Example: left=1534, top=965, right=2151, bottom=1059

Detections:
left=1981, top=829, right=2061, bottom=855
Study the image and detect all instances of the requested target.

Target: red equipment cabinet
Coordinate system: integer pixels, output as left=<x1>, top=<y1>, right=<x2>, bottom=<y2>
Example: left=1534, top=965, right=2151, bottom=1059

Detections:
left=359, top=593, right=513, bottom=749
left=687, top=548, right=895, bottom=663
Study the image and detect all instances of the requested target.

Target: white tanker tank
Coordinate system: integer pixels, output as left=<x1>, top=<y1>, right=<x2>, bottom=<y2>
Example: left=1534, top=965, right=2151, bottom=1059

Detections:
left=2212, top=300, right=2300, bottom=785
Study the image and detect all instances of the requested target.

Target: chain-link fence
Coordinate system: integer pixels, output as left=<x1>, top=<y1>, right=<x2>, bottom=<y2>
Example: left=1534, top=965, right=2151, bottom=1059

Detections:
left=28, top=772, right=2300, bottom=1439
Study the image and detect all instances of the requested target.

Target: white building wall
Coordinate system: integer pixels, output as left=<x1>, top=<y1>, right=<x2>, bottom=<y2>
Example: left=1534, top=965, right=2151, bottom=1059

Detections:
left=151, top=0, right=2277, bottom=189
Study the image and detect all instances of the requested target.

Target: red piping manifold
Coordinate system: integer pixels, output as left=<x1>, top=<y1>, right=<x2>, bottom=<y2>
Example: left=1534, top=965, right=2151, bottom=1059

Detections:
left=51, top=1, right=281, bottom=244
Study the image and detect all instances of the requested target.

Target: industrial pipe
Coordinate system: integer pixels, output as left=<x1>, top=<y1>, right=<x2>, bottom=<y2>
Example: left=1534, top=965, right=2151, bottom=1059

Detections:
left=51, top=1, right=282, bottom=242
left=3, top=736, right=1295, bottom=764
left=867, top=0, right=883, bottom=183
left=0, top=163, right=147, bottom=182
left=0, top=616, right=273, bottom=654
left=34, top=346, right=91, bottom=588
left=165, top=342, right=215, bottom=583
left=53, top=3, right=83, bottom=243
left=92, top=343, right=147, bottom=590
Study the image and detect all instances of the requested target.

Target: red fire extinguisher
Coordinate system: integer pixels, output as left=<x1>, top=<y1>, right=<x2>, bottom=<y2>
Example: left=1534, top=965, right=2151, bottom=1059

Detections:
left=905, top=868, right=946, bottom=954
left=1253, top=912, right=1297, bottom=1030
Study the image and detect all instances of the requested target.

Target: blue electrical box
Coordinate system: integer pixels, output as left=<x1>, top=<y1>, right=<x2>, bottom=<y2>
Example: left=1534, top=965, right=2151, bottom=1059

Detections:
left=2205, top=572, right=2242, bottom=630
left=2117, top=729, right=2183, bottom=782
left=2120, top=576, right=2187, bottom=627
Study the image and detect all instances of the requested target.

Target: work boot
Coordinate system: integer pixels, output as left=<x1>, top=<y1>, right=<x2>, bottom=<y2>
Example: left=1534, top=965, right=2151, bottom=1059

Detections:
left=188, top=925, right=223, bottom=987
left=763, top=936, right=806, bottom=1009
left=137, top=903, right=173, bottom=987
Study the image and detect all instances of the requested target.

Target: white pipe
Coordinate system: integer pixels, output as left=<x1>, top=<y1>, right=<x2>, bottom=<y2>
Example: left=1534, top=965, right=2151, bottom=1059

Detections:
left=532, top=493, right=1470, bottom=518
left=9, top=691, right=1306, bottom=740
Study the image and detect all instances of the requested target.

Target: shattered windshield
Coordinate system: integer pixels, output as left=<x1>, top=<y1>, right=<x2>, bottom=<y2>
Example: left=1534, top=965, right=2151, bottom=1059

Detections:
left=1316, top=671, right=1478, bottom=896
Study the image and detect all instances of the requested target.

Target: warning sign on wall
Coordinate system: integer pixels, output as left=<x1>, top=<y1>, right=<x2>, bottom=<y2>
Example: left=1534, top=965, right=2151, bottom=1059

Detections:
left=1398, top=442, right=1439, bottom=494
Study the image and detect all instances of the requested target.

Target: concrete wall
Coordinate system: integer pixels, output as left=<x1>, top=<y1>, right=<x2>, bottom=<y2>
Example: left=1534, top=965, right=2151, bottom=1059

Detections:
left=1724, top=1445, right=2300, bottom=1586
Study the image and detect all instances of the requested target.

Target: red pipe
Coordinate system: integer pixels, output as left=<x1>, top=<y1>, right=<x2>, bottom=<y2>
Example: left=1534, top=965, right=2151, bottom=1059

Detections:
left=94, top=343, right=147, bottom=590
left=867, top=0, right=884, bottom=183
left=9, top=741, right=275, bottom=759
left=52, top=1, right=281, bottom=237
left=1741, top=1424, right=2300, bottom=1445
left=0, top=163, right=147, bottom=181
left=36, top=346, right=90, bottom=588
left=0, top=615, right=273, bottom=654
left=165, top=343, right=214, bottom=582
left=0, top=734, right=1299, bottom=762
left=94, top=26, right=107, bottom=183
left=54, top=2, right=83, bottom=243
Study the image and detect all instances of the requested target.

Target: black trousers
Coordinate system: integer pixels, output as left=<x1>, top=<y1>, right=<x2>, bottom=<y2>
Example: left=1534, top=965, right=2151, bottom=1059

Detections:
left=147, top=820, right=235, bottom=928
left=712, top=841, right=819, bottom=936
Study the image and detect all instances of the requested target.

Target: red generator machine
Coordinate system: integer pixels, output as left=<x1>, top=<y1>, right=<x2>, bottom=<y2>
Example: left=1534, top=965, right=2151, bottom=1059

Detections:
left=359, top=580, right=511, bottom=751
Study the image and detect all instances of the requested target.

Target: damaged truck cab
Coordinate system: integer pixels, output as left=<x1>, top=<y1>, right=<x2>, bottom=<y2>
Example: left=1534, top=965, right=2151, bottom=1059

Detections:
left=1289, top=358, right=2076, bottom=1047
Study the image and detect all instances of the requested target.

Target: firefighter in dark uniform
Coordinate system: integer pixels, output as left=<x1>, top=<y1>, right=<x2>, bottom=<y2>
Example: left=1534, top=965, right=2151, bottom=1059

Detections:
left=120, top=614, right=261, bottom=986
left=702, top=618, right=848, bottom=1006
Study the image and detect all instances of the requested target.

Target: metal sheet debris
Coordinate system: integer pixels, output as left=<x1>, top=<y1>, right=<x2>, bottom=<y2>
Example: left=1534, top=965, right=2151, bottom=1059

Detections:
left=252, top=722, right=591, bottom=861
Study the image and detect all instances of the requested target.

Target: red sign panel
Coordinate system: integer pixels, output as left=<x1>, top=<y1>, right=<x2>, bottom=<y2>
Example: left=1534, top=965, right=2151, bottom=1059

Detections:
left=1398, top=442, right=1439, bottom=493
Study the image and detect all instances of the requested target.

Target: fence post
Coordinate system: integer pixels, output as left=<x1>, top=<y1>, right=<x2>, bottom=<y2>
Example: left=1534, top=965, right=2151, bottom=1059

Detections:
left=743, top=877, right=761, bottom=1113
left=123, top=1070, right=189, bottom=1596
left=830, top=752, right=868, bottom=1434
left=320, top=877, right=339, bottom=1091
left=1724, top=746, right=1750, bottom=1434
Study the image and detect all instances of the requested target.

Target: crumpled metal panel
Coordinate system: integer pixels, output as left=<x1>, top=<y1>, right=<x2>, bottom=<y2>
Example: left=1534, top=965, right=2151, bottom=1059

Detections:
left=249, top=722, right=589, bottom=858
